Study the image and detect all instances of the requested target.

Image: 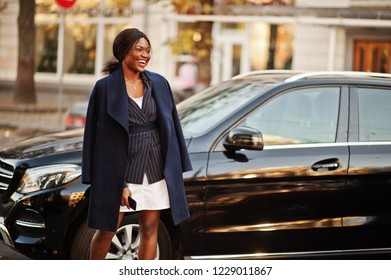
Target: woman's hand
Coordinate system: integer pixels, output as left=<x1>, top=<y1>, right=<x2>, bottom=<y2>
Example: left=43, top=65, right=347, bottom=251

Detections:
left=122, top=186, right=132, bottom=209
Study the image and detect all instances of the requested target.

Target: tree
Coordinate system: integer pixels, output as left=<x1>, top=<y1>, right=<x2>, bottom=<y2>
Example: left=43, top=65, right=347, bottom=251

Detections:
left=14, top=0, right=36, bottom=104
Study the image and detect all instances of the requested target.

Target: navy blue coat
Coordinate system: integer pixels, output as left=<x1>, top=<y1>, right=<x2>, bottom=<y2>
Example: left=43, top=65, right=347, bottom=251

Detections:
left=82, top=66, right=192, bottom=231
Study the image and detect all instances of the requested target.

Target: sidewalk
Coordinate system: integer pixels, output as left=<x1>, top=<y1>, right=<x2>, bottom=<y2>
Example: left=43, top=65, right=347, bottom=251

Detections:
left=0, top=82, right=90, bottom=149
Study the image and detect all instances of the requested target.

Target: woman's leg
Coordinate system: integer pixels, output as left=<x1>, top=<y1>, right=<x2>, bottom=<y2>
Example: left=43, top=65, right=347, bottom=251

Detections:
left=138, top=210, right=161, bottom=260
left=89, top=212, right=125, bottom=260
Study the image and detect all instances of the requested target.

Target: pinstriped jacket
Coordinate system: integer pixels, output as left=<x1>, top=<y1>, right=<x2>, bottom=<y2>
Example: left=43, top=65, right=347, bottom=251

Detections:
left=82, top=66, right=192, bottom=231
left=125, top=73, right=164, bottom=185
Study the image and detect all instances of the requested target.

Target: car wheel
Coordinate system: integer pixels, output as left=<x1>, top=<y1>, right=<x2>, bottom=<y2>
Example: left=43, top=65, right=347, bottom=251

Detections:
left=70, top=214, right=172, bottom=260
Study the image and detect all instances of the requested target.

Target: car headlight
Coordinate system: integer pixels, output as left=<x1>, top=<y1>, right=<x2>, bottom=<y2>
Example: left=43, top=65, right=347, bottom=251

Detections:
left=17, top=164, right=82, bottom=194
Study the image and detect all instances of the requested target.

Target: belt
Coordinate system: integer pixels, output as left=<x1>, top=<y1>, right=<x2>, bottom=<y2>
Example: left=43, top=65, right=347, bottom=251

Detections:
left=128, top=120, right=158, bottom=134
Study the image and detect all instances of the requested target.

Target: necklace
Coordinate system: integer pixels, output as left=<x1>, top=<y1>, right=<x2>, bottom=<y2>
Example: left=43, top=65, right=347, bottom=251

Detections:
left=125, top=78, right=139, bottom=90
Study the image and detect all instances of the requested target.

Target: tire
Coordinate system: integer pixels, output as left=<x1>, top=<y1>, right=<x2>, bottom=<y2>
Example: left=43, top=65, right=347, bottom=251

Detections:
left=69, top=221, right=94, bottom=260
left=70, top=213, right=172, bottom=260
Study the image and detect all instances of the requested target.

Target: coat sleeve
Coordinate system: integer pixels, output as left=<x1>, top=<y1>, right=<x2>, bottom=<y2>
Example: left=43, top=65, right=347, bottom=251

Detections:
left=81, top=84, right=99, bottom=184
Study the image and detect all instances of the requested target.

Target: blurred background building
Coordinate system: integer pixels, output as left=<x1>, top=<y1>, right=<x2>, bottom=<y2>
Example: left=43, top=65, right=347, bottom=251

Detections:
left=0, top=0, right=390, bottom=93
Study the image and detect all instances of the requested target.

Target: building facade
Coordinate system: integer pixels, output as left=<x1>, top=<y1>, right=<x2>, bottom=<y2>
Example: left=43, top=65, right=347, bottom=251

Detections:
left=0, top=0, right=174, bottom=89
left=0, top=0, right=390, bottom=92
left=163, top=0, right=391, bottom=85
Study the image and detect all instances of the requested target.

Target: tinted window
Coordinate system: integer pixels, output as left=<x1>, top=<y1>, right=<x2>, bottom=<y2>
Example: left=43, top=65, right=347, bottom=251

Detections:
left=245, top=87, right=340, bottom=145
left=178, top=80, right=267, bottom=136
left=358, top=87, right=391, bottom=141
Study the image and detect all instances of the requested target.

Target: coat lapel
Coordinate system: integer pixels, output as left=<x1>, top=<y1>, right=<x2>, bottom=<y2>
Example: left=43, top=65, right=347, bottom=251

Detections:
left=107, top=66, right=129, bottom=133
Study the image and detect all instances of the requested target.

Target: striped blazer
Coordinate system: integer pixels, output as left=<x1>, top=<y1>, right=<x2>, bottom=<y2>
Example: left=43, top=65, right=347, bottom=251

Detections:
left=125, top=73, right=164, bottom=185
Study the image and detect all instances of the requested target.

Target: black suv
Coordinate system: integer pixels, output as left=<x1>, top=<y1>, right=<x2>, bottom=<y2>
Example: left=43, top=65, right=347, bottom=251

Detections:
left=1, top=71, right=391, bottom=260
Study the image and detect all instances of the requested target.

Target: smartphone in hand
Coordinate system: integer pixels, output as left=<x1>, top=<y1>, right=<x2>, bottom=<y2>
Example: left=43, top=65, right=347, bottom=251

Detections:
left=128, top=196, right=137, bottom=210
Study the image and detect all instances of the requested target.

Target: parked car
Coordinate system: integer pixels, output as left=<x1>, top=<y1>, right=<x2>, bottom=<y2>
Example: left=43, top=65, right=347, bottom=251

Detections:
left=64, top=100, right=88, bottom=129
left=1, top=70, right=391, bottom=260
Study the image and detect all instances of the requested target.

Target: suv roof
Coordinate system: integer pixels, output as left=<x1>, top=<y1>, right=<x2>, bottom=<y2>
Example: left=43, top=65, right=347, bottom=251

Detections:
left=285, top=71, right=391, bottom=81
left=233, top=70, right=391, bottom=84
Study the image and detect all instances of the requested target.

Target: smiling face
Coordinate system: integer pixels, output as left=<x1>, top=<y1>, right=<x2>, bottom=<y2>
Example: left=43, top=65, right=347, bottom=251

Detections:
left=122, top=38, right=151, bottom=73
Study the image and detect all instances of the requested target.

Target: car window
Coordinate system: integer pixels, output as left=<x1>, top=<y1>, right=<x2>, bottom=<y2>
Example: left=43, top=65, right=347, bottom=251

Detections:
left=245, top=87, right=340, bottom=145
left=357, top=87, right=391, bottom=141
left=178, top=80, right=268, bottom=136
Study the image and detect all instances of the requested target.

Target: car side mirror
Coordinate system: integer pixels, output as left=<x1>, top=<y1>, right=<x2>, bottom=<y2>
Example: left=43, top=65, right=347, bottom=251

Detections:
left=223, top=126, right=264, bottom=151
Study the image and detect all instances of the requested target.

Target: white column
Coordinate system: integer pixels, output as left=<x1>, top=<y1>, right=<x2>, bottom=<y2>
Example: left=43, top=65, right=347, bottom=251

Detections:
left=241, top=23, right=251, bottom=74
left=211, top=22, right=221, bottom=85
left=131, top=0, right=146, bottom=30
left=222, top=42, right=233, bottom=81
left=159, top=19, right=169, bottom=77
left=327, top=26, right=337, bottom=71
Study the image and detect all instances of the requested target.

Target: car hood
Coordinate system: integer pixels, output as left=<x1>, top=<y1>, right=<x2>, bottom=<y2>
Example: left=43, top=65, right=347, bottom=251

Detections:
left=0, top=128, right=192, bottom=160
left=0, top=129, right=84, bottom=160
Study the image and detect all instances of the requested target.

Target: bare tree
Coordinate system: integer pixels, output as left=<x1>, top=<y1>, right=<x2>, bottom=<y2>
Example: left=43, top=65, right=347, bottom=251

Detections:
left=14, top=0, right=36, bottom=104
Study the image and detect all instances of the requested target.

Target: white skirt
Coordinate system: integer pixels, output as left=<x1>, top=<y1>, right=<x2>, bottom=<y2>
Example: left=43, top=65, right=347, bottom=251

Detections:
left=120, top=174, right=170, bottom=212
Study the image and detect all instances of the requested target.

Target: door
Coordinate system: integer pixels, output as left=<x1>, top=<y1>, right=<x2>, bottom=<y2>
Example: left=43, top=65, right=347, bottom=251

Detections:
left=354, top=41, right=391, bottom=73
left=343, top=86, right=391, bottom=250
left=204, top=86, right=349, bottom=257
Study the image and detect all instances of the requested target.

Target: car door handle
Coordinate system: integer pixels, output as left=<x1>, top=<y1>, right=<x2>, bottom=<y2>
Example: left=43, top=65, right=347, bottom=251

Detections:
left=311, top=159, right=340, bottom=171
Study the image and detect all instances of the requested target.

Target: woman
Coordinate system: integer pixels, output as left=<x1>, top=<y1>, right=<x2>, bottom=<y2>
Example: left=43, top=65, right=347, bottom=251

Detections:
left=82, top=28, right=192, bottom=260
